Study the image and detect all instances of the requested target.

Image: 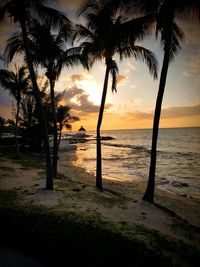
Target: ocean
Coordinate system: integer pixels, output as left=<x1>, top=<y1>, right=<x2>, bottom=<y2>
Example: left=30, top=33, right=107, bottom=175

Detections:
left=72, top=127, right=200, bottom=198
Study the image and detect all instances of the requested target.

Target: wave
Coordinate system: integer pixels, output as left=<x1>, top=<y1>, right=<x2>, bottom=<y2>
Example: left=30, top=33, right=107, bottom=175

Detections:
left=102, top=142, right=150, bottom=154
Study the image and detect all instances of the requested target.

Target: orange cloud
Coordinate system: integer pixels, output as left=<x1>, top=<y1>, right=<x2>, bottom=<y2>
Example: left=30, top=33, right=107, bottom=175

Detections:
left=61, top=86, right=112, bottom=115
left=76, top=102, right=200, bottom=131
left=117, top=74, right=127, bottom=84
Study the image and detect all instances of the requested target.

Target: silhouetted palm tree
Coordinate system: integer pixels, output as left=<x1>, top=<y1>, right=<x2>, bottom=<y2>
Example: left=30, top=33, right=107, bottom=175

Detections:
left=27, top=21, right=89, bottom=178
left=0, top=65, right=29, bottom=158
left=0, top=0, right=71, bottom=190
left=57, top=105, right=79, bottom=150
left=142, top=0, right=200, bottom=203
left=6, top=20, right=90, bottom=177
left=77, top=0, right=158, bottom=191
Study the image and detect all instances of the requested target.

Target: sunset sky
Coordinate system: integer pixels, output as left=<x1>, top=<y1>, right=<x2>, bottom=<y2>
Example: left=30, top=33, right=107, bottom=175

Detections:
left=0, top=0, right=200, bottom=131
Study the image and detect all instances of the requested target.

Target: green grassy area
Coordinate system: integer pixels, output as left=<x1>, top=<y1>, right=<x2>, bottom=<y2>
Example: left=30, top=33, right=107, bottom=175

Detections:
left=0, top=144, right=45, bottom=169
left=0, top=189, right=199, bottom=267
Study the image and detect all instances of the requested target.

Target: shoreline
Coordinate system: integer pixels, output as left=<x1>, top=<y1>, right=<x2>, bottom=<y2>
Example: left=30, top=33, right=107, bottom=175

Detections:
left=58, top=146, right=200, bottom=241
left=0, top=144, right=200, bottom=244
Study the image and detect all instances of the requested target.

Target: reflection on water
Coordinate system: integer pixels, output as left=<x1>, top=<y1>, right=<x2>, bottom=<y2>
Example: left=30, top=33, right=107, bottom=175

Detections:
left=73, top=128, right=200, bottom=198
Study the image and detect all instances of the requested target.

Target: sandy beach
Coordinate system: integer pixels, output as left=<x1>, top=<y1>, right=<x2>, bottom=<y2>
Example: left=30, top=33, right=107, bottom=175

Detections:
left=0, top=144, right=199, bottom=246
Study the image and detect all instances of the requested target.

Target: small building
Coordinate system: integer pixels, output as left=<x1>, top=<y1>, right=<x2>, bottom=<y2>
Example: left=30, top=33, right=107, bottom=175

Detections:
left=78, top=126, right=86, bottom=134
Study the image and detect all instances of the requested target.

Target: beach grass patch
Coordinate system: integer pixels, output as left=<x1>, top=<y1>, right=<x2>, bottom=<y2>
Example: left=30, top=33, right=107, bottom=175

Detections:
left=19, top=153, right=44, bottom=169
left=93, top=193, right=127, bottom=208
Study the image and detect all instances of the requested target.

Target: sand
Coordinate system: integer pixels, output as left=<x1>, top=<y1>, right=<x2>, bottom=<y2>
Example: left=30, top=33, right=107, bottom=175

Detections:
left=0, top=144, right=200, bottom=245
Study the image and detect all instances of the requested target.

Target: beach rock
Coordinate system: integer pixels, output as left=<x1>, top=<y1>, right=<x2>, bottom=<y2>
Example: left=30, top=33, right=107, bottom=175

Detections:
left=100, top=136, right=114, bottom=140
left=171, top=181, right=189, bottom=188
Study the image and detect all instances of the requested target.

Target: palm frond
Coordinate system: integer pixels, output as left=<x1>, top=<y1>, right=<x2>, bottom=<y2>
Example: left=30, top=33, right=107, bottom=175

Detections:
left=131, top=46, right=158, bottom=79
left=0, top=69, right=16, bottom=90
left=4, top=32, right=25, bottom=62
left=0, top=2, right=11, bottom=21
left=160, top=22, right=184, bottom=62
left=74, top=24, right=95, bottom=42
left=119, top=14, right=156, bottom=43
left=107, top=59, right=119, bottom=92
left=35, top=5, right=72, bottom=32
left=169, top=23, right=185, bottom=61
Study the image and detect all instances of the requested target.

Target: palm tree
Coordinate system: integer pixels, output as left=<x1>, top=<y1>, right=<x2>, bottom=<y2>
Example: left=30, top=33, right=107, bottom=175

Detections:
left=142, top=0, right=200, bottom=203
left=26, top=21, right=89, bottom=178
left=107, top=0, right=200, bottom=203
left=77, top=0, right=158, bottom=191
left=5, top=20, right=90, bottom=178
left=0, top=0, right=71, bottom=190
left=57, top=105, right=79, bottom=151
left=0, top=65, right=29, bottom=158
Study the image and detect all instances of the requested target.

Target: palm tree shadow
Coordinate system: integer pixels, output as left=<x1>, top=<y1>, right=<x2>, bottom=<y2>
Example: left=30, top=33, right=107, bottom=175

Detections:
left=153, top=202, right=200, bottom=243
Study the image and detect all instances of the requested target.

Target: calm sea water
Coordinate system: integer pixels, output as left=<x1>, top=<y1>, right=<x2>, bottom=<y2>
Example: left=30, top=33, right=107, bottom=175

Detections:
left=73, top=128, right=200, bottom=198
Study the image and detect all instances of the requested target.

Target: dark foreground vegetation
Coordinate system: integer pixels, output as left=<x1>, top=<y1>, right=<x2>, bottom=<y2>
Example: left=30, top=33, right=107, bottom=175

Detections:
left=0, top=189, right=199, bottom=267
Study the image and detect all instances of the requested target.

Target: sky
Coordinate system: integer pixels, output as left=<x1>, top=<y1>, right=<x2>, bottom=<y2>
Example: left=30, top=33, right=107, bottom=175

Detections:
left=0, top=0, right=200, bottom=131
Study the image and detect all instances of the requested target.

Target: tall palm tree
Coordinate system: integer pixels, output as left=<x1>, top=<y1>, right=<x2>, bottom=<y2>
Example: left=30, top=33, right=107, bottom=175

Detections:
left=0, top=65, right=29, bottom=158
left=0, top=0, right=71, bottom=190
left=5, top=20, right=90, bottom=178
left=107, top=0, right=200, bottom=202
left=142, top=0, right=200, bottom=203
left=27, top=21, right=89, bottom=178
left=77, top=0, right=158, bottom=191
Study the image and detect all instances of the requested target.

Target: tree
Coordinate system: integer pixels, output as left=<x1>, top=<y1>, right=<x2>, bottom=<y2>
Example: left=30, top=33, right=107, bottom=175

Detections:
left=0, top=116, right=6, bottom=133
left=77, top=0, right=158, bottom=191
left=0, top=65, right=29, bottom=158
left=142, top=0, right=200, bottom=203
left=57, top=105, right=79, bottom=151
left=26, top=20, right=89, bottom=178
left=0, top=0, right=71, bottom=190
left=6, top=20, right=90, bottom=178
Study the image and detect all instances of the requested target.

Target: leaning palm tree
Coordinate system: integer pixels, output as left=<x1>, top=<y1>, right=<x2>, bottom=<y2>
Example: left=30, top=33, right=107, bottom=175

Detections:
left=0, top=65, right=29, bottom=158
left=77, top=0, right=158, bottom=191
left=0, top=0, right=71, bottom=190
left=142, top=0, right=200, bottom=203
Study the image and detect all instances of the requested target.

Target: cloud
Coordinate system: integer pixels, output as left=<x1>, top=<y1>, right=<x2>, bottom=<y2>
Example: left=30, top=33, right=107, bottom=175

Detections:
left=121, top=102, right=200, bottom=122
left=189, top=50, right=200, bottom=75
left=62, top=86, right=112, bottom=114
left=63, top=86, right=84, bottom=100
left=57, top=0, right=82, bottom=12
left=67, top=72, right=91, bottom=82
left=181, top=21, right=200, bottom=46
left=117, top=75, right=127, bottom=84
left=0, top=90, right=13, bottom=106
left=162, top=102, right=200, bottom=119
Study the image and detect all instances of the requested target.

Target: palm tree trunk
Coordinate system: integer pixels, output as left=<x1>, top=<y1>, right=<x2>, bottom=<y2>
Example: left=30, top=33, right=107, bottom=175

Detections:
left=15, top=99, right=21, bottom=159
left=96, top=64, right=110, bottom=191
left=57, top=124, right=63, bottom=152
left=49, top=78, right=58, bottom=178
left=20, top=21, right=53, bottom=190
left=143, top=29, right=173, bottom=203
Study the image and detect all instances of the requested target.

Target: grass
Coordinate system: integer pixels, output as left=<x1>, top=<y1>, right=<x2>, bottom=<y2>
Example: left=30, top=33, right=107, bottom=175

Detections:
left=0, top=144, right=45, bottom=170
left=0, top=144, right=200, bottom=266
left=0, top=189, right=199, bottom=267
left=93, top=193, right=127, bottom=208
left=19, top=153, right=45, bottom=169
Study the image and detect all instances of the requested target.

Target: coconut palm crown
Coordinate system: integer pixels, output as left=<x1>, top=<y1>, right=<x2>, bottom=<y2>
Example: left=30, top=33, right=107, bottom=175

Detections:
left=0, top=65, right=30, bottom=158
